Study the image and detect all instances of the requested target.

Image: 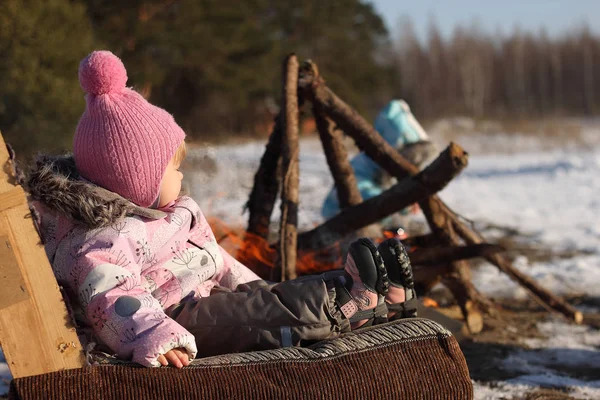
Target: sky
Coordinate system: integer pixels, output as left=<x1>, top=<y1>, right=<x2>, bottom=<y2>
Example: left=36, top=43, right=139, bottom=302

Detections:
left=370, top=0, right=600, bottom=41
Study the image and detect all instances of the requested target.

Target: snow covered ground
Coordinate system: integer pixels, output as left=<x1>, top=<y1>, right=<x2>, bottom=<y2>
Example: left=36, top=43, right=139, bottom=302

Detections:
left=2, top=129, right=599, bottom=398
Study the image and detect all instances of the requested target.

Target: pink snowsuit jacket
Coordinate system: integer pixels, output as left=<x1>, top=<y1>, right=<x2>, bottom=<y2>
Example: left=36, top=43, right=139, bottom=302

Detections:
left=27, top=155, right=259, bottom=367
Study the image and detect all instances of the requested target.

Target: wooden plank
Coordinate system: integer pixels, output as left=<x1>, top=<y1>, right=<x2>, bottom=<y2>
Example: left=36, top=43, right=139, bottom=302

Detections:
left=0, top=235, right=30, bottom=308
left=0, top=187, right=27, bottom=212
left=0, top=134, right=85, bottom=378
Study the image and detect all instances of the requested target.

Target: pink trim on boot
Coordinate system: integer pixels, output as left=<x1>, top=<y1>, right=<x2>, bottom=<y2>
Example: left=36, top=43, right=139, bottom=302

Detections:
left=385, top=285, right=406, bottom=319
left=344, top=255, right=379, bottom=328
left=386, top=285, right=406, bottom=305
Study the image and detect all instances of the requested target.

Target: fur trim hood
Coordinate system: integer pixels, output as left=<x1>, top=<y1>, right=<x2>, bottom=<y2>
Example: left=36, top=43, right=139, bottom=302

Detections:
left=26, top=154, right=166, bottom=229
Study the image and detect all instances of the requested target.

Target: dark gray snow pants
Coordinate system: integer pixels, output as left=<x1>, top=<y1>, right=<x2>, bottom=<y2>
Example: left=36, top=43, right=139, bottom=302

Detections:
left=166, top=272, right=350, bottom=358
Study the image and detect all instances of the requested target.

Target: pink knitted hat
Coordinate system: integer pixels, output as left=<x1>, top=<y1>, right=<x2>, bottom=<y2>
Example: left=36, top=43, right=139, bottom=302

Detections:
left=73, top=50, right=185, bottom=207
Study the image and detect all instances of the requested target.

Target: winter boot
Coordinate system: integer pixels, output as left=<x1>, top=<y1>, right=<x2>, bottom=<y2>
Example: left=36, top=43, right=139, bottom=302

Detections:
left=377, top=237, right=418, bottom=320
left=334, top=238, right=389, bottom=329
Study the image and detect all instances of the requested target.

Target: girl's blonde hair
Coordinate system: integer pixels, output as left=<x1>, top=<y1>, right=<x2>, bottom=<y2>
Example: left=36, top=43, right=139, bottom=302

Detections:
left=173, top=141, right=187, bottom=166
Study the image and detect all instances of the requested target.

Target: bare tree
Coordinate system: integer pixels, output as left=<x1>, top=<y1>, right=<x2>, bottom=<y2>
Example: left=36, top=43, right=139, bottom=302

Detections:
left=390, top=17, right=600, bottom=119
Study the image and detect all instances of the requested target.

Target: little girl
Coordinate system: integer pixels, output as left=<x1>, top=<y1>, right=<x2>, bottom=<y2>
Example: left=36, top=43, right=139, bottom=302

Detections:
left=27, top=51, right=417, bottom=368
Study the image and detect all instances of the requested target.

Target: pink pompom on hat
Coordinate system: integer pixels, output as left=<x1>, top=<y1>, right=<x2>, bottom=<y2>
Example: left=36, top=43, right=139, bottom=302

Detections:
left=74, top=50, right=185, bottom=207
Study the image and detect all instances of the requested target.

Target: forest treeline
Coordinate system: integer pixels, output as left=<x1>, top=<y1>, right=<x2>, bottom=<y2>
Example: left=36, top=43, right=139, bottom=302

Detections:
left=1, top=0, right=599, bottom=156
left=395, top=17, right=600, bottom=119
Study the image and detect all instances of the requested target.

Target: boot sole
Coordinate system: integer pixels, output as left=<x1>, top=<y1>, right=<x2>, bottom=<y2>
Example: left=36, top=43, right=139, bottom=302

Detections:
left=378, top=238, right=418, bottom=319
left=348, top=238, right=389, bottom=295
left=378, top=238, right=415, bottom=293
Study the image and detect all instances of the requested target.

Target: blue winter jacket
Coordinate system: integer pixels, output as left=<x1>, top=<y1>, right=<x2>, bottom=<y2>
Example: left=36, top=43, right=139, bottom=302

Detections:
left=322, top=100, right=430, bottom=219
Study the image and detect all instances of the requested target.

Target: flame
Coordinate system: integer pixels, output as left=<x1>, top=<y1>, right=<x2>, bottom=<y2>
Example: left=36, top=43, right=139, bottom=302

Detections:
left=209, top=218, right=345, bottom=278
left=383, top=227, right=408, bottom=240
left=209, top=217, right=412, bottom=279
left=382, top=230, right=396, bottom=239
left=422, top=297, right=439, bottom=308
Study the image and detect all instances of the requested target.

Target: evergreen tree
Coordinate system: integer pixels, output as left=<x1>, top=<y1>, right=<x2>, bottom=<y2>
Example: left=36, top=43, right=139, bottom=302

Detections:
left=0, top=0, right=95, bottom=156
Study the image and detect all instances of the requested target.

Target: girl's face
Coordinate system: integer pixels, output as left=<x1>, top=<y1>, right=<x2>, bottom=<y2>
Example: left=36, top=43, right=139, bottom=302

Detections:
left=158, top=157, right=183, bottom=207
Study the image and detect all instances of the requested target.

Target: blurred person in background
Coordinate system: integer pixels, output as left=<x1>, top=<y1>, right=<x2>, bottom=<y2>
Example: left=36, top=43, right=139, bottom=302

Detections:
left=321, top=100, right=437, bottom=234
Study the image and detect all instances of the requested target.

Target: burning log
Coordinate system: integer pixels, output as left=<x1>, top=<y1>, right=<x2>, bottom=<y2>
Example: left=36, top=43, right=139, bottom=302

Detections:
left=276, top=54, right=300, bottom=281
left=226, top=225, right=502, bottom=283
left=296, top=142, right=468, bottom=250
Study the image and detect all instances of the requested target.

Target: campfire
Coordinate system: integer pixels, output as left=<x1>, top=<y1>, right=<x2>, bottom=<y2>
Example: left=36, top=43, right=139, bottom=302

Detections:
left=211, top=219, right=345, bottom=277
left=215, top=55, right=583, bottom=334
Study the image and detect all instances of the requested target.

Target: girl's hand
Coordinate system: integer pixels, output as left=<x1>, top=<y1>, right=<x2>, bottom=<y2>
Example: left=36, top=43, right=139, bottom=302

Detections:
left=157, top=348, right=191, bottom=368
